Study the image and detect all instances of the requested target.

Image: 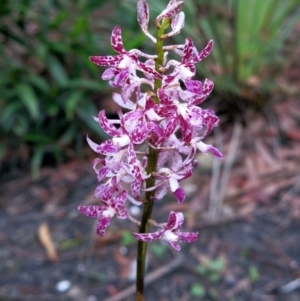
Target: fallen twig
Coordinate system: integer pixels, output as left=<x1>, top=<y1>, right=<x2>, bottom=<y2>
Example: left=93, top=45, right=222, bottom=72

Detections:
left=279, top=278, right=300, bottom=294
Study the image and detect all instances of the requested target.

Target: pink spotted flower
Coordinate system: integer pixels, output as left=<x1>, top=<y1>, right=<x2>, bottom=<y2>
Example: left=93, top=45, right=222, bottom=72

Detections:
left=163, top=38, right=213, bottom=91
left=87, top=110, right=155, bottom=156
left=78, top=190, right=128, bottom=236
left=148, top=151, right=196, bottom=203
left=90, top=25, right=161, bottom=100
left=157, top=87, right=219, bottom=144
left=133, top=211, right=198, bottom=251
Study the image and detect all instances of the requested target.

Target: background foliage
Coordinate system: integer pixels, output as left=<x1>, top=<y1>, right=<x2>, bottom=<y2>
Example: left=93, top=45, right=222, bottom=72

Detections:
left=1, top=0, right=299, bottom=175
left=181, top=0, right=300, bottom=98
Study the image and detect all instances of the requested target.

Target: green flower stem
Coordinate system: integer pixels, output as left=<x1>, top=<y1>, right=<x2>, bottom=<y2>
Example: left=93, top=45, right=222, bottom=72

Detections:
left=135, top=19, right=169, bottom=301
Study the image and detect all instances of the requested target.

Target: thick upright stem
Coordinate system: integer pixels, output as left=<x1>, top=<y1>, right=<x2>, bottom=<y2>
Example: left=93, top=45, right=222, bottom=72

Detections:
left=135, top=148, right=158, bottom=301
left=135, top=19, right=169, bottom=301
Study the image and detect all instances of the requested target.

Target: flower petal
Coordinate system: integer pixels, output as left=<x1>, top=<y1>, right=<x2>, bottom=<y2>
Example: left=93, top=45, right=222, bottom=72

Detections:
left=96, top=166, right=109, bottom=182
left=155, top=182, right=169, bottom=200
left=190, top=40, right=213, bottom=64
left=89, top=55, right=121, bottom=67
left=177, top=231, right=199, bottom=242
left=127, top=143, right=144, bottom=182
left=166, top=240, right=181, bottom=251
left=184, top=79, right=202, bottom=94
left=136, top=61, right=163, bottom=79
left=116, top=207, right=128, bottom=219
left=157, top=88, right=173, bottom=106
left=137, top=0, right=149, bottom=31
left=173, top=187, right=185, bottom=203
left=200, top=109, right=219, bottom=136
left=97, top=140, right=119, bottom=155
left=98, top=110, right=120, bottom=136
left=178, top=115, right=193, bottom=143
left=112, top=92, right=136, bottom=110
left=190, top=79, right=214, bottom=106
left=182, top=38, right=195, bottom=64
left=169, top=176, right=180, bottom=193
left=171, top=11, right=185, bottom=34
left=102, top=67, right=118, bottom=80
left=133, top=228, right=165, bottom=241
left=78, top=205, right=104, bottom=218
left=165, top=211, right=184, bottom=231
left=96, top=217, right=111, bottom=236
left=131, top=180, right=142, bottom=198
left=127, top=193, right=143, bottom=206
left=157, top=1, right=184, bottom=20
left=196, top=141, right=224, bottom=158
left=112, top=68, right=129, bottom=86
left=111, top=25, right=125, bottom=53
left=112, top=190, right=128, bottom=210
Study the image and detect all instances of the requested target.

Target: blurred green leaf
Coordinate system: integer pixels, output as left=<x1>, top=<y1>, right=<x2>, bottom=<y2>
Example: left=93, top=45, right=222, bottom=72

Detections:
left=65, top=79, right=104, bottom=91
left=22, top=133, right=53, bottom=144
left=249, top=265, right=260, bottom=282
left=181, top=0, right=300, bottom=97
left=46, top=101, right=60, bottom=117
left=47, top=41, right=70, bottom=54
left=190, top=283, right=206, bottom=298
left=48, top=55, right=68, bottom=87
left=28, top=75, right=50, bottom=93
left=1, top=102, right=22, bottom=130
left=196, top=264, right=207, bottom=275
left=31, top=145, right=45, bottom=179
left=50, top=10, right=68, bottom=29
left=208, top=256, right=225, bottom=272
left=60, top=238, right=82, bottom=250
left=150, top=243, right=168, bottom=259
left=14, top=115, right=29, bottom=136
left=59, top=124, right=77, bottom=145
left=121, top=230, right=135, bottom=246
left=17, top=84, right=39, bottom=120
left=65, top=91, right=84, bottom=119
left=208, top=273, right=221, bottom=283
left=0, top=144, right=6, bottom=163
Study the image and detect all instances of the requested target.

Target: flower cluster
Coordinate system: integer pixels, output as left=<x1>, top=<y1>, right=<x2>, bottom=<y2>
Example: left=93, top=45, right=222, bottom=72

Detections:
left=78, top=0, right=223, bottom=251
